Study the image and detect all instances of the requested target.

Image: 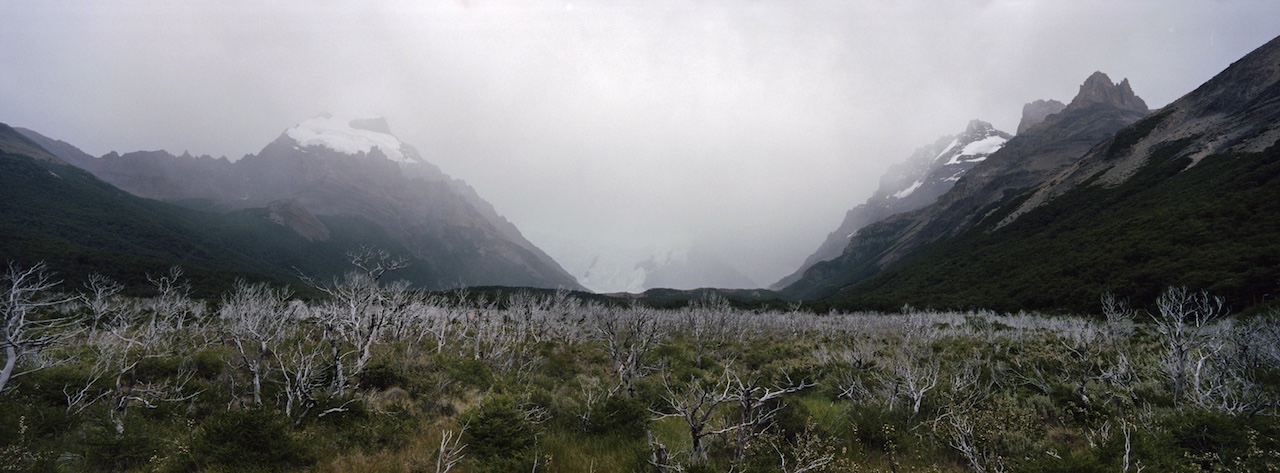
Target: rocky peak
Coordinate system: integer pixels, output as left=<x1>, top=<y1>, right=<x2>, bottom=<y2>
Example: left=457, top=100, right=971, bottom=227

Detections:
left=965, top=119, right=995, bottom=134
left=1017, top=99, right=1067, bottom=134
left=1068, top=71, right=1149, bottom=114
left=284, top=114, right=417, bottom=164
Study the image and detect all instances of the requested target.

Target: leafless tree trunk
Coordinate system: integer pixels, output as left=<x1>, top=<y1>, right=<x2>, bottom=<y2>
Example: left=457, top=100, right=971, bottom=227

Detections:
left=878, top=313, right=939, bottom=414
left=591, top=305, right=663, bottom=396
left=1099, top=293, right=1139, bottom=394
left=2, top=262, right=76, bottom=393
left=651, top=373, right=736, bottom=466
left=436, top=427, right=466, bottom=473
left=727, top=370, right=814, bottom=462
left=146, top=266, right=205, bottom=334
left=682, top=296, right=733, bottom=369
left=80, top=273, right=124, bottom=340
left=1151, top=286, right=1226, bottom=407
left=220, top=280, right=294, bottom=405
left=302, top=248, right=411, bottom=396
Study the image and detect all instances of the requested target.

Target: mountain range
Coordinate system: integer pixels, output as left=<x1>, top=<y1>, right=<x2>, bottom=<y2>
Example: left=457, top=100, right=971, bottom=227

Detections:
left=781, top=35, right=1280, bottom=313
left=5, top=115, right=583, bottom=293
left=4, top=34, right=1278, bottom=312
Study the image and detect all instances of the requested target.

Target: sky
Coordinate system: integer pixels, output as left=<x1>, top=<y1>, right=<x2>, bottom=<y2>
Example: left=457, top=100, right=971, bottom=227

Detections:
left=3, top=1, right=1279, bottom=291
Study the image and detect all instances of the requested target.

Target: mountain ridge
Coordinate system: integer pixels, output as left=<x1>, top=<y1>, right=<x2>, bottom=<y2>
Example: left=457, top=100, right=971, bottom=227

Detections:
left=784, top=71, right=1154, bottom=300
left=18, top=117, right=583, bottom=291
left=772, top=119, right=1011, bottom=289
left=810, top=34, right=1280, bottom=313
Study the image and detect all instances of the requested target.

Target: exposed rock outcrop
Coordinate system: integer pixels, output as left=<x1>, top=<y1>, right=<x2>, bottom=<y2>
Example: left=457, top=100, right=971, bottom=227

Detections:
left=267, top=199, right=330, bottom=242
left=1017, top=99, right=1066, bottom=134
left=1070, top=71, right=1149, bottom=114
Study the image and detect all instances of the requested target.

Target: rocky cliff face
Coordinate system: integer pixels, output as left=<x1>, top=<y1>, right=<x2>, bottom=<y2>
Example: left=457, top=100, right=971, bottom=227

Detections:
left=1017, top=99, right=1066, bottom=134
left=1002, top=35, right=1280, bottom=227
left=772, top=120, right=1010, bottom=289
left=783, top=71, right=1152, bottom=299
left=1071, top=71, right=1149, bottom=114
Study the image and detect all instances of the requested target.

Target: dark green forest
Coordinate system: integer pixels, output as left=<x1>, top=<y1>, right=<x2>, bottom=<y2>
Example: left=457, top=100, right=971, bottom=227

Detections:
left=827, top=142, right=1280, bottom=315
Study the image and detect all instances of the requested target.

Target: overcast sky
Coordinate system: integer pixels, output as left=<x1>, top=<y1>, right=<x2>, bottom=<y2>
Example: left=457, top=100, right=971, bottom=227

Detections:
left=3, top=1, right=1278, bottom=289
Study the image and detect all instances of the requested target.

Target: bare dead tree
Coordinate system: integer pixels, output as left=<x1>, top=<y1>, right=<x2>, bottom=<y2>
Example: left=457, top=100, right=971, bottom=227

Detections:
left=455, top=300, right=539, bottom=377
left=1150, top=286, right=1227, bottom=407
left=726, top=369, right=814, bottom=462
left=277, top=336, right=327, bottom=420
left=80, top=273, right=124, bottom=340
left=64, top=295, right=202, bottom=433
left=756, top=423, right=844, bottom=473
left=817, top=335, right=881, bottom=402
left=1, top=262, right=77, bottom=393
left=302, top=250, right=411, bottom=396
left=591, top=305, right=664, bottom=396
left=944, top=409, right=1006, bottom=473
left=927, top=351, right=1002, bottom=456
left=651, top=373, right=737, bottom=466
left=411, top=301, right=457, bottom=355
left=647, top=430, right=681, bottom=473
left=891, top=355, right=940, bottom=415
left=220, top=281, right=295, bottom=406
left=1099, top=293, right=1139, bottom=395
left=1059, top=320, right=1105, bottom=405
left=576, top=375, right=607, bottom=432
left=348, top=246, right=410, bottom=281
left=435, top=427, right=467, bottom=473
left=1186, top=320, right=1273, bottom=415
left=544, top=289, right=592, bottom=346
left=682, top=296, right=734, bottom=369
left=145, top=266, right=205, bottom=334
left=877, top=313, right=939, bottom=415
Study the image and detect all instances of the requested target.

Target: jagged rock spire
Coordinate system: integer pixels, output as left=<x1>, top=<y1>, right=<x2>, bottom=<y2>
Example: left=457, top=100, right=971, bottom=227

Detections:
left=1069, top=71, right=1149, bottom=113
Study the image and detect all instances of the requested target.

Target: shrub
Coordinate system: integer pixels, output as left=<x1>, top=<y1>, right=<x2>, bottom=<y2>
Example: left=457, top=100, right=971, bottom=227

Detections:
left=584, top=394, right=649, bottom=438
left=188, top=408, right=314, bottom=471
left=358, top=362, right=408, bottom=390
left=84, top=417, right=167, bottom=472
left=462, top=394, right=540, bottom=471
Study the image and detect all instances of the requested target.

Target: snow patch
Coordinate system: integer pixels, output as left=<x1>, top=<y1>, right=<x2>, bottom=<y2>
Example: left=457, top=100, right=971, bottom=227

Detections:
left=285, top=114, right=417, bottom=163
left=946, top=135, right=1007, bottom=165
left=934, top=138, right=960, bottom=162
left=892, top=180, right=924, bottom=199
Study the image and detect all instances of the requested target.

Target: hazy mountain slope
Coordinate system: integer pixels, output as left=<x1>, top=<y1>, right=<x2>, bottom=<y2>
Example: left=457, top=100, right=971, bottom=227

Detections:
left=0, top=124, right=64, bottom=164
left=20, top=116, right=582, bottom=290
left=822, top=35, right=1280, bottom=313
left=772, top=120, right=1010, bottom=289
left=0, top=123, right=395, bottom=294
left=785, top=72, right=1151, bottom=300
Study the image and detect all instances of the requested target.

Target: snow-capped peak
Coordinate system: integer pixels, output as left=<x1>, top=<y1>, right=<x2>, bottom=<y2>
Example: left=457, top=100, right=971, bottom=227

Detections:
left=934, top=121, right=1008, bottom=166
left=285, top=113, right=418, bottom=163
left=944, top=135, right=1007, bottom=165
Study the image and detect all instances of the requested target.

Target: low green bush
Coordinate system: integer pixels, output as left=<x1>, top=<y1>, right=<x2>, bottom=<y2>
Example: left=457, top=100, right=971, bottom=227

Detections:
left=187, top=407, right=314, bottom=472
